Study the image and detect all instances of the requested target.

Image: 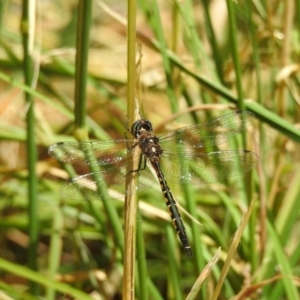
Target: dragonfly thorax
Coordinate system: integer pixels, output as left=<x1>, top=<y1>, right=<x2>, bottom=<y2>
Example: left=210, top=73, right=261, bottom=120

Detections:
left=138, top=132, right=163, bottom=161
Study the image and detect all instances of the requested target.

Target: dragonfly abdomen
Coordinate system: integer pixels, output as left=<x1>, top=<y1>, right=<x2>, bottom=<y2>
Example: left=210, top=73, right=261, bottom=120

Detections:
left=152, top=161, right=193, bottom=257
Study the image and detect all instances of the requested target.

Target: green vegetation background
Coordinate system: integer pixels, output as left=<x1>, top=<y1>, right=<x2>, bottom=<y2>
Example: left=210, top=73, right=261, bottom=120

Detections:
left=0, top=0, right=299, bottom=299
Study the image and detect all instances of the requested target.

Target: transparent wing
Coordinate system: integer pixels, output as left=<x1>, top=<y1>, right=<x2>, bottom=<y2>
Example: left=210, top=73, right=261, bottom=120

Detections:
left=48, top=139, right=137, bottom=166
left=59, top=159, right=159, bottom=201
left=158, top=111, right=255, bottom=149
left=160, top=150, right=259, bottom=184
left=58, top=150, right=258, bottom=200
left=48, top=139, right=161, bottom=201
left=49, top=111, right=258, bottom=200
left=48, top=111, right=254, bottom=166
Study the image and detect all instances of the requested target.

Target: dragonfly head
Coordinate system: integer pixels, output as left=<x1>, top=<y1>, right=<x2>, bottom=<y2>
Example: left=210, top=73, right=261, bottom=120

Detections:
left=131, top=119, right=153, bottom=138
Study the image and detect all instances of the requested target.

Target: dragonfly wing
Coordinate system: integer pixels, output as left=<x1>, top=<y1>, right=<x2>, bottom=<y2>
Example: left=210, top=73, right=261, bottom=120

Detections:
left=48, top=140, right=136, bottom=166
left=159, top=111, right=255, bottom=148
left=160, top=150, right=259, bottom=184
left=59, top=159, right=159, bottom=201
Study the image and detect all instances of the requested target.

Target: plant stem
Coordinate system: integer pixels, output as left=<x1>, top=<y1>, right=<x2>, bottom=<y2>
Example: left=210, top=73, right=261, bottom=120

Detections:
left=123, top=0, right=138, bottom=299
left=21, top=0, right=39, bottom=294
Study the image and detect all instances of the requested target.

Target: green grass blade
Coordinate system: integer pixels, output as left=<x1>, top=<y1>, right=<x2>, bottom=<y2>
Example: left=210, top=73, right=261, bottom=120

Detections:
left=0, top=258, right=93, bottom=300
left=226, top=0, right=245, bottom=110
left=136, top=218, right=148, bottom=300
left=45, top=205, right=64, bottom=300
left=74, top=0, right=92, bottom=139
left=143, top=0, right=178, bottom=112
left=166, top=225, right=183, bottom=300
left=265, top=221, right=300, bottom=300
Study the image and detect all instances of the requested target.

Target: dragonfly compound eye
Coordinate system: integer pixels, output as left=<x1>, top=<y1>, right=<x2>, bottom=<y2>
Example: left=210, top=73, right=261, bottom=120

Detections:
left=131, top=120, right=153, bottom=137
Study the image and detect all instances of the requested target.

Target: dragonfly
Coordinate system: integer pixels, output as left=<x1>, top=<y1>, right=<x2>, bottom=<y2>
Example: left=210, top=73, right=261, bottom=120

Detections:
left=48, top=110, right=259, bottom=257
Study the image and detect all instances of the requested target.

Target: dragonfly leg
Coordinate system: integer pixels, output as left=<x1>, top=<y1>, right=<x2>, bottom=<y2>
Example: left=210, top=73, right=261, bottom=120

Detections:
left=127, top=155, right=147, bottom=175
